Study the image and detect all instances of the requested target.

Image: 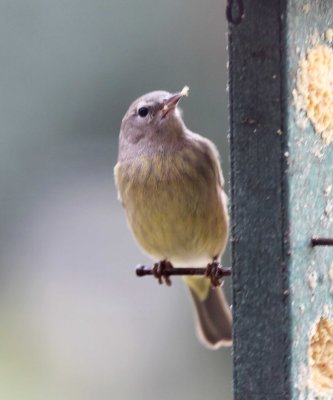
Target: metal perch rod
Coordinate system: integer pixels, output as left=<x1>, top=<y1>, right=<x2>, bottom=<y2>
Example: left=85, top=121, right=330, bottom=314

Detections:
left=136, top=265, right=232, bottom=278
left=311, top=237, right=333, bottom=247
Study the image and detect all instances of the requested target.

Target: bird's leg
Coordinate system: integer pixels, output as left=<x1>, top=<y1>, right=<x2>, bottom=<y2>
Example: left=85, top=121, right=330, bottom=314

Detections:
left=152, top=260, right=174, bottom=286
left=205, top=258, right=223, bottom=287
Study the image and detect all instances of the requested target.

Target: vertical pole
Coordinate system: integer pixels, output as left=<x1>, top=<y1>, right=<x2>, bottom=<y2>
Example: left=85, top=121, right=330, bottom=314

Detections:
left=229, top=0, right=333, bottom=398
left=284, top=1, right=333, bottom=398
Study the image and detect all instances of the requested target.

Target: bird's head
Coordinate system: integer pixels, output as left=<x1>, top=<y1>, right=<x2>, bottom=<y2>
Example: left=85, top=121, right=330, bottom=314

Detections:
left=119, top=87, right=189, bottom=156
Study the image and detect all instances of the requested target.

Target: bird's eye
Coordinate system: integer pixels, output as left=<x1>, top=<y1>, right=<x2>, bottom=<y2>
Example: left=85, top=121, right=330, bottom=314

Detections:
left=138, top=107, right=149, bottom=117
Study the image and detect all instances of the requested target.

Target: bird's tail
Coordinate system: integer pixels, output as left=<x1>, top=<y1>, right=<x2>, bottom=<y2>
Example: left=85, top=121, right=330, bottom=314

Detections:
left=184, top=276, right=232, bottom=349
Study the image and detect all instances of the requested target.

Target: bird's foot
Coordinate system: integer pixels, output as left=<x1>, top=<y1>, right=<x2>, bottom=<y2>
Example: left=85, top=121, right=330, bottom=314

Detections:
left=152, top=260, right=174, bottom=286
left=205, top=260, right=223, bottom=287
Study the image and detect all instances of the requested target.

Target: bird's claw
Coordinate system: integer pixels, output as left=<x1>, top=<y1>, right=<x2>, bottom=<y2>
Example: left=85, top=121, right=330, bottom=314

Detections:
left=205, top=261, right=223, bottom=287
left=152, top=260, right=173, bottom=286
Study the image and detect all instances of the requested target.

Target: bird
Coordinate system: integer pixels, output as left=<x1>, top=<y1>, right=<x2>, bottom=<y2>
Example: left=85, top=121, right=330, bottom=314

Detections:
left=114, top=87, right=232, bottom=349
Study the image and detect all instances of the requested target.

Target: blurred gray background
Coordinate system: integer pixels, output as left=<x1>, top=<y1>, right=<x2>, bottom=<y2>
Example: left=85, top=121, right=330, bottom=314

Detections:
left=0, top=1, right=232, bottom=399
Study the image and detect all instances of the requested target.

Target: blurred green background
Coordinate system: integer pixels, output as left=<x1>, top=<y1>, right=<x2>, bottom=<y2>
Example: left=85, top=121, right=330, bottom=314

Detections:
left=0, top=1, right=232, bottom=399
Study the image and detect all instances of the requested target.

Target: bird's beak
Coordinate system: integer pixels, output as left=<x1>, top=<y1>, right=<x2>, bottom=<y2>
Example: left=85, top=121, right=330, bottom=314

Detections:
left=161, top=86, right=189, bottom=118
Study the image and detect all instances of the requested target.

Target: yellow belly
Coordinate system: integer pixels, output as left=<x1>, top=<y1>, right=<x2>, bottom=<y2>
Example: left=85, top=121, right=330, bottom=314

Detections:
left=115, top=151, right=228, bottom=266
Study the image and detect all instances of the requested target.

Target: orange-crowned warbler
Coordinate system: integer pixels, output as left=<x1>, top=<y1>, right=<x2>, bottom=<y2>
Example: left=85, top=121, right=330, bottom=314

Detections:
left=114, top=87, right=231, bottom=349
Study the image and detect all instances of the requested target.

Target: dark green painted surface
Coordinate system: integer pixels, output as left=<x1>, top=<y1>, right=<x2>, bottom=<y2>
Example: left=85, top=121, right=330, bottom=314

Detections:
left=229, top=0, right=333, bottom=398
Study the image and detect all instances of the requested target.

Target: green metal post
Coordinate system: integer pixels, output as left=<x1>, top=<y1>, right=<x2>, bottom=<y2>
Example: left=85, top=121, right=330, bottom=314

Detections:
left=229, top=1, right=333, bottom=398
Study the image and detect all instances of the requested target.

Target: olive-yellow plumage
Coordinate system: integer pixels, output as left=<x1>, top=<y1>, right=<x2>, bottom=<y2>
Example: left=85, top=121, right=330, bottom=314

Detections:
left=114, top=89, right=231, bottom=349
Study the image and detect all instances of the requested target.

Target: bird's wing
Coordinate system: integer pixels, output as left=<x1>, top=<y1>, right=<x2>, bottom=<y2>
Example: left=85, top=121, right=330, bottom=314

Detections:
left=190, top=132, right=226, bottom=190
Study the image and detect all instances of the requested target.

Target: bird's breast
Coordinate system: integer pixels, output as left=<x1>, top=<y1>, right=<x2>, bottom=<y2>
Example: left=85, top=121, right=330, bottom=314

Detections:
left=115, top=149, right=228, bottom=263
